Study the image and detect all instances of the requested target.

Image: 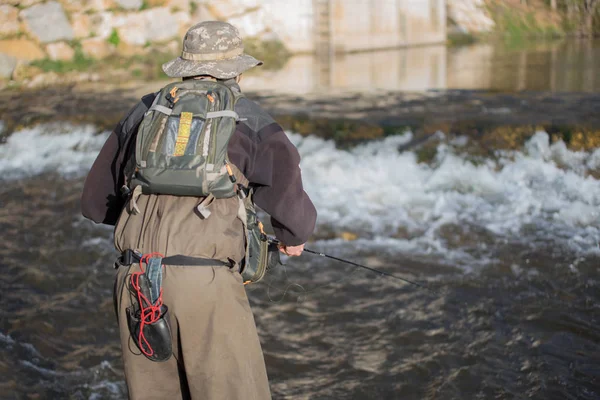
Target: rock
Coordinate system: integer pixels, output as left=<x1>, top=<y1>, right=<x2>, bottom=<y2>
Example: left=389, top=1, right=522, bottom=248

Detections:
left=236, top=0, right=260, bottom=8
left=117, top=8, right=183, bottom=46
left=204, top=1, right=238, bottom=20
left=206, top=0, right=260, bottom=18
left=192, top=3, right=216, bottom=21
left=81, top=37, right=114, bottom=58
left=190, top=1, right=204, bottom=21
left=164, top=39, right=180, bottom=54
left=0, top=39, right=45, bottom=61
left=168, top=0, right=190, bottom=13
left=4, top=0, right=42, bottom=7
left=93, top=12, right=119, bottom=39
left=27, top=71, right=60, bottom=88
left=72, top=13, right=92, bottom=39
left=114, top=0, right=142, bottom=10
left=174, top=11, right=192, bottom=36
left=46, top=42, right=75, bottom=61
left=228, top=9, right=267, bottom=37
left=0, top=53, right=17, bottom=79
left=20, top=1, right=74, bottom=43
left=72, top=12, right=112, bottom=39
left=116, top=41, right=149, bottom=56
left=447, top=0, right=495, bottom=33
left=146, top=0, right=170, bottom=6
left=61, top=0, right=106, bottom=13
left=0, top=5, right=20, bottom=36
left=340, top=232, right=358, bottom=241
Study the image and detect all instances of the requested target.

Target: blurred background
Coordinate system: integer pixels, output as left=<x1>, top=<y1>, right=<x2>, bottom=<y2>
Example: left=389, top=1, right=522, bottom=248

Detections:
left=1, top=1, right=599, bottom=399
left=0, top=0, right=598, bottom=92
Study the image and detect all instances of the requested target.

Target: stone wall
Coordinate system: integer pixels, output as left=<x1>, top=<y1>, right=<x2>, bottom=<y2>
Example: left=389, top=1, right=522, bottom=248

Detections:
left=0, top=0, right=449, bottom=80
left=0, top=0, right=198, bottom=78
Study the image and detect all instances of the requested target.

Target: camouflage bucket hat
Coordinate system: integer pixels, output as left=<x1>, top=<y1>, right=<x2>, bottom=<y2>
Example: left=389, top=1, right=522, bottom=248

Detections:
left=162, top=21, right=263, bottom=79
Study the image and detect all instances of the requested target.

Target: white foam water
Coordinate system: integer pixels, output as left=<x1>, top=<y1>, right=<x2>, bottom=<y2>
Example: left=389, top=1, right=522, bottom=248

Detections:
left=1, top=123, right=598, bottom=259
left=0, top=123, right=109, bottom=180
left=289, top=131, right=600, bottom=256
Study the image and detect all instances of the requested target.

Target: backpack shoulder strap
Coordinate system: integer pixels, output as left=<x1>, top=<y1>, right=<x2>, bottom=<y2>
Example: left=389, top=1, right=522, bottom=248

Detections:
left=121, top=92, right=158, bottom=189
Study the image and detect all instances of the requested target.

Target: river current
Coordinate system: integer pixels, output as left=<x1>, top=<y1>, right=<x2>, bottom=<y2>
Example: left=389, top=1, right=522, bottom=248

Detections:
left=0, top=122, right=599, bottom=399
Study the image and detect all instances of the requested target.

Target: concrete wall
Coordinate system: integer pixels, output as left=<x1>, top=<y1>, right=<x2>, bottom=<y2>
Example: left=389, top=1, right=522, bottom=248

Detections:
left=327, top=0, right=446, bottom=52
left=254, top=0, right=448, bottom=54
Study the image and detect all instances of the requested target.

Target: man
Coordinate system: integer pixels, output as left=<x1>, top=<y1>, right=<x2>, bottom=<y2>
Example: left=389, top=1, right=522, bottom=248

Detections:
left=81, top=21, right=317, bottom=399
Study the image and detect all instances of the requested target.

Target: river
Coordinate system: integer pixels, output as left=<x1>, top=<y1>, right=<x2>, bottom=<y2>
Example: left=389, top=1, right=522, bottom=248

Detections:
left=0, top=39, right=599, bottom=400
left=242, top=38, right=600, bottom=94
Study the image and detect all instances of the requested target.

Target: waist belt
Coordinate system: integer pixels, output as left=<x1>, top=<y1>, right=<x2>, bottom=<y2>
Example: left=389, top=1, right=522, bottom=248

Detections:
left=119, top=249, right=232, bottom=268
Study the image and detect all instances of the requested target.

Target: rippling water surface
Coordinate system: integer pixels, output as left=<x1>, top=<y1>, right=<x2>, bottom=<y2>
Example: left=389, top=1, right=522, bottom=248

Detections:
left=1, top=124, right=599, bottom=399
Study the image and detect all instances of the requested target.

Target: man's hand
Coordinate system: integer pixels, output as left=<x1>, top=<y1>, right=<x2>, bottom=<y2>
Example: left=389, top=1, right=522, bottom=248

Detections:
left=278, top=243, right=305, bottom=257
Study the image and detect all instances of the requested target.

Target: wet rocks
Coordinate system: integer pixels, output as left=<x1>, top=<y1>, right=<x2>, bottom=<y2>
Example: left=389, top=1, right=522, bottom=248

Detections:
left=20, top=1, right=74, bottom=43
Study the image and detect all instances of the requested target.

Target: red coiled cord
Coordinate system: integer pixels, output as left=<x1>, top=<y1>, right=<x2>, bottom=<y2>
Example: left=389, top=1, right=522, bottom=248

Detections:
left=130, top=252, right=164, bottom=357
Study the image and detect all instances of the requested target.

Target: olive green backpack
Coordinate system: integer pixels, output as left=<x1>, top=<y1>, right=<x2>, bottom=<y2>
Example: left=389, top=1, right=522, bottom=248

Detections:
left=129, top=80, right=240, bottom=198
left=126, top=79, right=278, bottom=283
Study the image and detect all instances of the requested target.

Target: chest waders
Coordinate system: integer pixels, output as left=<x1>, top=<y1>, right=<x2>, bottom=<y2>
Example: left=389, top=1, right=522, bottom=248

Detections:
left=118, top=80, right=280, bottom=362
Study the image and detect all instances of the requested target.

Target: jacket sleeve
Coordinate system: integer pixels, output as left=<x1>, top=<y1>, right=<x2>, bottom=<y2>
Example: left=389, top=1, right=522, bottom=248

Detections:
left=249, top=125, right=317, bottom=246
left=81, top=131, right=123, bottom=225
left=81, top=94, right=155, bottom=225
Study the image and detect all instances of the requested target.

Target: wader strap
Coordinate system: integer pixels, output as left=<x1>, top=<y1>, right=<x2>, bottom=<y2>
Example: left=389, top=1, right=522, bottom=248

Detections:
left=196, top=193, right=215, bottom=219
left=162, top=255, right=231, bottom=267
left=129, top=186, right=143, bottom=215
left=119, top=250, right=232, bottom=267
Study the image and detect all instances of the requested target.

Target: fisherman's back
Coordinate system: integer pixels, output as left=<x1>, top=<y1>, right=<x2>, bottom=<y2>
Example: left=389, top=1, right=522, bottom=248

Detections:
left=82, top=21, right=316, bottom=400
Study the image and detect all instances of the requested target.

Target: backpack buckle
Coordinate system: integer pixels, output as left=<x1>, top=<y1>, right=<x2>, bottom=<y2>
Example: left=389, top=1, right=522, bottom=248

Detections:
left=120, top=185, right=132, bottom=198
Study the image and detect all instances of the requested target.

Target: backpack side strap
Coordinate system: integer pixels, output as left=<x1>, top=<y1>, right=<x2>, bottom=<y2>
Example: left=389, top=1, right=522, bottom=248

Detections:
left=206, top=110, right=240, bottom=120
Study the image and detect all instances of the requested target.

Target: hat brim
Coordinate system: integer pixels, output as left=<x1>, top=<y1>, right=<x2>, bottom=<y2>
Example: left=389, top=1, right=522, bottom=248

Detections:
left=162, top=53, right=263, bottom=79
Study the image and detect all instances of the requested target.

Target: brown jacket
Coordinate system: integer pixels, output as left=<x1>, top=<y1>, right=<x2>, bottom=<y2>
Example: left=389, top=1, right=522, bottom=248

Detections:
left=81, top=81, right=316, bottom=251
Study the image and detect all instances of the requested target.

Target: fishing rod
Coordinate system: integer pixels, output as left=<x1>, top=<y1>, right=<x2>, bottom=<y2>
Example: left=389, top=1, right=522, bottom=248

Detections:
left=270, top=238, right=439, bottom=295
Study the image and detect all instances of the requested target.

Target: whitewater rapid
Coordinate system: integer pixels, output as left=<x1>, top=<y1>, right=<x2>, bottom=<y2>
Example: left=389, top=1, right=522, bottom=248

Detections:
left=1, top=123, right=599, bottom=263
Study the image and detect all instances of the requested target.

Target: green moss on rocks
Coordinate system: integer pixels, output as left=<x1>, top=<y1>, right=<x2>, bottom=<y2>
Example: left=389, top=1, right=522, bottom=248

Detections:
left=30, top=47, right=94, bottom=74
left=276, top=115, right=385, bottom=147
left=107, top=29, right=121, bottom=47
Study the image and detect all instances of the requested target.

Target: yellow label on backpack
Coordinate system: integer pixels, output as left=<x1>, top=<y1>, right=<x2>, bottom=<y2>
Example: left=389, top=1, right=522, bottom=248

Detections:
left=173, top=112, right=193, bottom=156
